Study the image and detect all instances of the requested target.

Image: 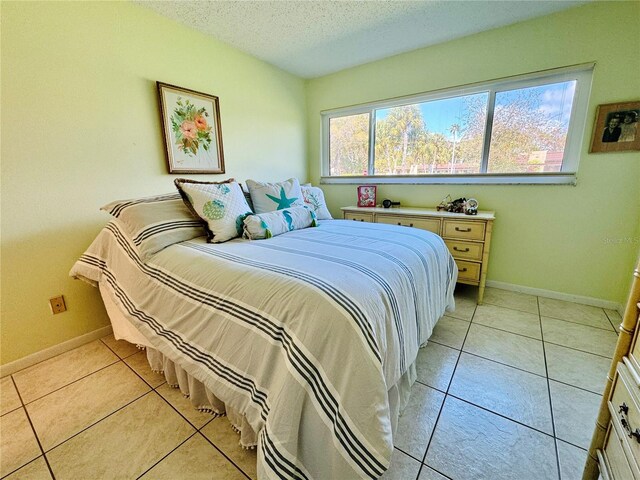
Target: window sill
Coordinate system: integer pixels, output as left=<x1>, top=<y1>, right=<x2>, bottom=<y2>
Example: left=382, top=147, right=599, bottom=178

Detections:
left=320, top=173, right=577, bottom=186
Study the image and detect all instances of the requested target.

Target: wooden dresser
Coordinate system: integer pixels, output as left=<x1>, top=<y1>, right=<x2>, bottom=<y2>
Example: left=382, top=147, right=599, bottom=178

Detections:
left=585, top=260, right=640, bottom=479
left=341, top=206, right=495, bottom=304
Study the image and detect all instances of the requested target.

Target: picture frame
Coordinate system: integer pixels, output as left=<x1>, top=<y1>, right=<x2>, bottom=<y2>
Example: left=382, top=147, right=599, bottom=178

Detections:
left=589, top=101, right=640, bottom=153
left=357, top=185, right=377, bottom=208
left=157, top=82, right=225, bottom=174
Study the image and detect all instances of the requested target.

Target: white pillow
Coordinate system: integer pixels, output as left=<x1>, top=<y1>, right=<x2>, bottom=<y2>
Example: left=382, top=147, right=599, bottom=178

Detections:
left=174, top=179, right=252, bottom=243
left=101, top=193, right=205, bottom=262
left=245, top=178, right=305, bottom=214
left=243, top=206, right=317, bottom=239
left=301, top=185, right=332, bottom=220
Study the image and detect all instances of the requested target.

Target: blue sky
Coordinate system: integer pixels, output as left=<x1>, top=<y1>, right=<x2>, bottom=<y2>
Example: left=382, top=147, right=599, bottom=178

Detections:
left=375, top=80, right=575, bottom=139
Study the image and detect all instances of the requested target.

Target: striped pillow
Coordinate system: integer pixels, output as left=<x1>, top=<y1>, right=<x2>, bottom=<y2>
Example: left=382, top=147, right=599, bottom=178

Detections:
left=101, top=193, right=206, bottom=261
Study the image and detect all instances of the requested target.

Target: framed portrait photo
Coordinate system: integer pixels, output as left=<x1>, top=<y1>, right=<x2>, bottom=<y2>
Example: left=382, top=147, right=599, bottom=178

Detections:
left=589, top=101, right=640, bottom=153
left=157, top=82, right=225, bottom=174
left=357, top=185, right=377, bottom=208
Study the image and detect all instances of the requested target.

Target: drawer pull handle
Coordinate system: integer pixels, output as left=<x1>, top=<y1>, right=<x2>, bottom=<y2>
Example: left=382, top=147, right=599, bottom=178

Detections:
left=458, top=267, right=468, bottom=273
left=455, top=227, right=472, bottom=232
left=360, top=219, right=364, bottom=222
left=454, top=247, right=470, bottom=252
left=396, top=223, right=414, bottom=227
left=619, top=403, right=640, bottom=443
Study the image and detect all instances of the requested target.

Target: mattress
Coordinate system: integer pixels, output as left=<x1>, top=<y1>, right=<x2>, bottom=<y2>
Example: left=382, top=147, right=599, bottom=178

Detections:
left=71, top=219, right=457, bottom=479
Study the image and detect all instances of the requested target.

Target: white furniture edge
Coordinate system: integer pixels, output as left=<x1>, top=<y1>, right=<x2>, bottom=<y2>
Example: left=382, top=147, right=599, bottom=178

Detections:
left=0, top=325, right=113, bottom=378
left=486, top=280, right=624, bottom=314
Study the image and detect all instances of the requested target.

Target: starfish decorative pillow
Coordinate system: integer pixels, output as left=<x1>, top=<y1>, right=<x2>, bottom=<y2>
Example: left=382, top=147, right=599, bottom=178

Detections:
left=245, top=178, right=305, bottom=214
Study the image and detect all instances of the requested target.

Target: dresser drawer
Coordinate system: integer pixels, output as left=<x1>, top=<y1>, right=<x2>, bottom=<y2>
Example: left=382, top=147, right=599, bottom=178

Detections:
left=376, top=214, right=441, bottom=234
left=455, top=260, right=481, bottom=283
left=443, top=219, right=486, bottom=241
left=445, top=240, right=483, bottom=261
left=344, top=212, right=374, bottom=222
left=602, top=415, right=638, bottom=480
left=608, top=362, right=640, bottom=473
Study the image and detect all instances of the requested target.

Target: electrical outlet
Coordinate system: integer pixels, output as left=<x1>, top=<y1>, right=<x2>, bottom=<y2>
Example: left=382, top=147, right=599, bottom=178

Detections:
left=49, top=295, right=66, bottom=314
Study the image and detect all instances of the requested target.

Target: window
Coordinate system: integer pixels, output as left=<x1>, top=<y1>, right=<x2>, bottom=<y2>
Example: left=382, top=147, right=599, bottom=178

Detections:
left=322, top=65, right=593, bottom=184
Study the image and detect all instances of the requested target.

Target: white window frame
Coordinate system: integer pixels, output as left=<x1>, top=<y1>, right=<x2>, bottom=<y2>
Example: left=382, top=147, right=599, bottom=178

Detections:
left=320, top=64, right=594, bottom=185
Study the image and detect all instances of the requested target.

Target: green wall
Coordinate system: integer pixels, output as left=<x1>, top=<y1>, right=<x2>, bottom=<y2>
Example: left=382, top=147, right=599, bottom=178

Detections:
left=1, top=2, right=307, bottom=364
left=306, top=1, right=640, bottom=305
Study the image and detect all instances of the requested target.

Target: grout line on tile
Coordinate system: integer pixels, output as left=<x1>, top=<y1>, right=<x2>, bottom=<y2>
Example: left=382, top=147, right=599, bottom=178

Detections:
left=134, top=431, right=197, bottom=479
left=42, top=391, right=152, bottom=454
left=546, top=377, right=604, bottom=397
left=99, top=337, right=143, bottom=360
left=427, top=339, right=462, bottom=352
left=470, top=321, right=542, bottom=341
left=538, top=296, right=562, bottom=480
left=603, top=309, right=620, bottom=334
left=196, top=431, right=253, bottom=480
left=10, top=376, right=57, bottom=480
left=542, top=339, right=613, bottom=360
left=415, top=302, right=476, bottom=480
left=465, top=320, right=545, bottom=343
left=122, top=353, right=168, bottom=390
left=542, top=314, right=620, bottom=333
left=16, top=359, right=121, bottom=406
left=446, top=393, right=555, bottom=439
left=481, top=299, right=538, bottom=315
left=153, top=387, right=207, bottom=432
left=460, top=349, right=546, bottom=378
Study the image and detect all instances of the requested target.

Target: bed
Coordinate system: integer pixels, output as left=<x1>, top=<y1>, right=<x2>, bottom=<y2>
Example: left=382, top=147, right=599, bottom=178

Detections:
left=71, top=212, right=457, bottom=479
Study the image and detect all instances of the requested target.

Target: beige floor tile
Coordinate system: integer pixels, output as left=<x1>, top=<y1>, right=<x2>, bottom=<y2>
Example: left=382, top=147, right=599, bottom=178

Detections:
left=101, top=333, right=141, bottom=359
left=13, top=341, right=118, bottom=403
left=47, top=393, right=193, bottom=479
left=473, top=303, right=541, bottom=339
left=201, top=417, right=258, bottom=480
left=125, top=350, right=167, bottom=388
left=415, top=342, right=459, bottom=391
left=557, top=440, right=587, bottom=480
left=27, top=362, right=150, bottom=450
left=550, top=381, right=600, bottom=449
left=429, top=316, right=469, bottom=350
left=419, top=466, right=448, bottom=480
left=156, top=383, right=215, bottom=429
left=3, top=456, right=51, bottom=480
left=539, top=298, right=613, bottom=331
left=449, top=353, right=552, bottom=434
left=463, top=324, right=546, bottom=376
left=482, top=287, right=539, bottom=314
left=380, top=449, right=421, bottom=480
left=542, top=317, right=617, bottom=358
left=1, top=376, right=22, bottom=415
left=545, top=343, right=609, bottom=394
left=394, top=383, right=445, bottom=459
left=140, top=433, right=246, bottom=479
left=0, top=408, right=41, bottom=477
left=448, top=295, right=477, bottom=321
left=425, top=397, right=558, bottom=480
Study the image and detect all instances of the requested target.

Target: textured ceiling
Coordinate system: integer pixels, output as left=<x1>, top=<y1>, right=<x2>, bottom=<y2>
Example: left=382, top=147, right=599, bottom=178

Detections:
left=137, top=0, right=590, bottom=79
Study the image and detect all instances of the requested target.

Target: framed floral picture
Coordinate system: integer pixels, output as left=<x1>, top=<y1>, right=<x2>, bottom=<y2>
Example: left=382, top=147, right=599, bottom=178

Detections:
left=157, top=82, right=225, bottom=173
left=357, top=185, right=377, bottom=207
left=589, top=101, right=640, bottom=153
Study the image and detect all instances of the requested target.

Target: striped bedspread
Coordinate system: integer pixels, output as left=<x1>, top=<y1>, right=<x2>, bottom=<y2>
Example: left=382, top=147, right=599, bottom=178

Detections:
left=71, top=219, right=457, bottom=479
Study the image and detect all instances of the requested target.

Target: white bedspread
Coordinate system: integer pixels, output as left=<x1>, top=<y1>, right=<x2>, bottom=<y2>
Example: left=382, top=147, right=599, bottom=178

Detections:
left=70, top=219, right=456, bottom=479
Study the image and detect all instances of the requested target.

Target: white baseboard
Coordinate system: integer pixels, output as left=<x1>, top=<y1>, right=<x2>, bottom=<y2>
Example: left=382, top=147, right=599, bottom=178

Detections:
left=486, top=280, right=624, bottom=314
left=1, top=325, right=113, bottom=378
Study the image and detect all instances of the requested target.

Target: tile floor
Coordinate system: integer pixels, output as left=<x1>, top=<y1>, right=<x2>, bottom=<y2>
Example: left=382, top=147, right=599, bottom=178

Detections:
left=0, top=287, right=619, bottom=479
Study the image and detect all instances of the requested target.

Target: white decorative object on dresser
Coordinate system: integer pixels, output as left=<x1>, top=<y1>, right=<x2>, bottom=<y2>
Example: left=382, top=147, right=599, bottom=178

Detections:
left=584, top=259, right=640, bottom=480
left=341, top=206, right=495, bottom=304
